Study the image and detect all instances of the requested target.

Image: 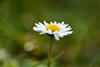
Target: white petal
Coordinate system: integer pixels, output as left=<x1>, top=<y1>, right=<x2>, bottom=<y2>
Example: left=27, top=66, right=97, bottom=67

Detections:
left=61, top=31, right=73, bottom=36
left=62, top=24, right=68, bottom=29
left=58, top=33, right=64, bottom=37
left=39, top=22, right=44, bottom=26
left=54, top=21, right=57, bottom=24
left=61, top=21, right=64, bottom=25
left=54, top=34, right=59, bottom=40
left=40, top=32, right=45, bottom=34
left=65, top=31, right=73, bottom=34
left=57, top=22, right=60, bottom=25
left=64, top=24, right=69, bottom=27
left=35, top=23, right=39, bottom=27
left=33, top=27, right=38, bottom=31
left=62, top=28, right=72, bottom=32
left=53, top=31, right=60, bottom=40
left=59, top=25, right=72, bottom=32
left=44, top=21, right=48, bottom=26
left=50, top=22, right=53, bottom=24
left=37, top=22, right=45, bottom=30
left=47, top=29, right=52, bottom=34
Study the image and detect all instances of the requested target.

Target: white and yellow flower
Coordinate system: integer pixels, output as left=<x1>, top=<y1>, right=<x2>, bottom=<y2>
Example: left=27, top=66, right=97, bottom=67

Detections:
left=33, top=21, right=73, bottom=40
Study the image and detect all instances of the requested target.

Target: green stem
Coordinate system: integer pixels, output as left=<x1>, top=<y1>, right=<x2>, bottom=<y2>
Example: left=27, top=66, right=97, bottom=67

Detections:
left=47, top=36, right=53, bottom=67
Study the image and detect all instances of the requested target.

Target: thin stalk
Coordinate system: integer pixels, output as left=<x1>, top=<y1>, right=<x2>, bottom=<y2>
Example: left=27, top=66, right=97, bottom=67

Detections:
left=47, top=36, right=53, bottom=67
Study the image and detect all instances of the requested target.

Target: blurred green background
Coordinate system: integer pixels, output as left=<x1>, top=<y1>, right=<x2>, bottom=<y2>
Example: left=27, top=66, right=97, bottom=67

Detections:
left=0, top=0, right=100, bottom=67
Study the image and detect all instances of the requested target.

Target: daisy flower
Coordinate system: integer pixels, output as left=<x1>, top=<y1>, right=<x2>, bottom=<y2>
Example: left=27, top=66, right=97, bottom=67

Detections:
left=33, top=21, right=73, bottom=40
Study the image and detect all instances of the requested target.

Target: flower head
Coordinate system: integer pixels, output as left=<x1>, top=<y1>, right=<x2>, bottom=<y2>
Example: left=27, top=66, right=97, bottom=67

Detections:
left=33, top=21, right=73, bottom=40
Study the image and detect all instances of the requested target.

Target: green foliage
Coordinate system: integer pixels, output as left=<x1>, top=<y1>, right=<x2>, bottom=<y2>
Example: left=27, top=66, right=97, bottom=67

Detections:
left=3, top=60, right=18, bottom=67
left=0, top=0, right=100, bottom=67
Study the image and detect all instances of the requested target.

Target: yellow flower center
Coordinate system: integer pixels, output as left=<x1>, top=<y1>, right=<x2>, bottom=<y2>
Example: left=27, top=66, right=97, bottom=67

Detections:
left=45, top=24, right=60, bottom=32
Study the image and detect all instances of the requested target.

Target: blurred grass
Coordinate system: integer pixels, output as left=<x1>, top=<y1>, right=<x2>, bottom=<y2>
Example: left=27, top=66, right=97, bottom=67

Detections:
left=0, top=0, right=100, bottom=67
